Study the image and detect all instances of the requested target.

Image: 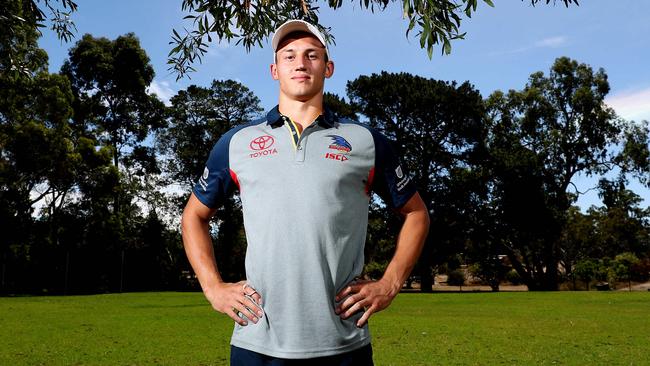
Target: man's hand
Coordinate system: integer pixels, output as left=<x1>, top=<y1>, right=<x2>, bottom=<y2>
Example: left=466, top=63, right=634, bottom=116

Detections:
left=334, top=278, right=398, bottom=328
left=205, top=281, right=264, bottom=326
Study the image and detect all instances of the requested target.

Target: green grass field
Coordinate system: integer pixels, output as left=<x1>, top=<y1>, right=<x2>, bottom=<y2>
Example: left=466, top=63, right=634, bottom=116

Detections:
left=1, top=291, right=649, bottom=365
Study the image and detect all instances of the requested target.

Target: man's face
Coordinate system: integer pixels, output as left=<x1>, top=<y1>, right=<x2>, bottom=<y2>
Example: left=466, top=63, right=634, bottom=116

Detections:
left=270, top=34, right=334, bottom=102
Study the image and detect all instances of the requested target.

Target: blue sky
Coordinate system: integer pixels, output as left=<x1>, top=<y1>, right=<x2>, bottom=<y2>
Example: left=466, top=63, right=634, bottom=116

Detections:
left=38, top=0, right=650, bottom=209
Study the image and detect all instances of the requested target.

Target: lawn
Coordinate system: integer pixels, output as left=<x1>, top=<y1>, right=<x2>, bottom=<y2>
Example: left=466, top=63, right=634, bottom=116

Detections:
left=1, top=291, right=648, bottom=365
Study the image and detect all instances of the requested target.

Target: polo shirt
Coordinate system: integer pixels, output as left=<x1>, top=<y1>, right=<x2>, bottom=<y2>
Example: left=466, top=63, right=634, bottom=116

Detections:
left=193, top=105, right=417, bottom=359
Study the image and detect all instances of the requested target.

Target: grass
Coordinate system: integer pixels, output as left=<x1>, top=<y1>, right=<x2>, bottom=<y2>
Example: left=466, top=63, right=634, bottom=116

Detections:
left=1, top=291, right=649, bottom=365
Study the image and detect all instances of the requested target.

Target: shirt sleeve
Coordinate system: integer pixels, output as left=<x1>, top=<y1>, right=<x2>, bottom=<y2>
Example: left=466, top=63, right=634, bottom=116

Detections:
left=369, top=129, right=417, bottom=209
left=192, top=131, right=238, bottom=209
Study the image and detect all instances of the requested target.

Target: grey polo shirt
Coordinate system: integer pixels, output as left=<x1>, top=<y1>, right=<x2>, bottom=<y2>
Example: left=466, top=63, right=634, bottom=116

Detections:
left=193, top=105, right=417, bottom=359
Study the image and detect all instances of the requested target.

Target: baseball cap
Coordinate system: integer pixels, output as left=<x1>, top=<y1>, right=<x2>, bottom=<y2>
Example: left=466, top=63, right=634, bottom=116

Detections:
left=271, top=20, right=330, bottom=61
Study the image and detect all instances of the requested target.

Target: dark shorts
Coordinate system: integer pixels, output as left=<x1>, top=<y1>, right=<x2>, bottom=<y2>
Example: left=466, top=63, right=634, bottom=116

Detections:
left=230, top=344, right=374, bottom=366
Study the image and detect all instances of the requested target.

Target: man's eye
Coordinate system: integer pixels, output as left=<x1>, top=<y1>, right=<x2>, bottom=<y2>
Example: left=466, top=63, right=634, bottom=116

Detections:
left=308, top=54, right=318, bottom=60
left=285, top=55, right=294, bottom=60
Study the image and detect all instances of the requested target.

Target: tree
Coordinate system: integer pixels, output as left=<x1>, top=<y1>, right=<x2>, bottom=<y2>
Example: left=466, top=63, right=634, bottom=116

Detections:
left=559, top=206, right=597, bottom=288
left=159, top=80, right=263, bottom=190
left=573, top=258, right=597, bottom=290
left=346, top=71, right=487, bottom=292
left=61, top=33, right=165, bottom=227
left=323, top=92, right=359, bottom=122
left=468, top=258, right=508, bottom=292
left=1, top=0, right=78, bottom=76
left=485, top=57, right=621, bottom=290
left=589, top=178, right=650, bottom=258
left=0, top=0, right=95, bottom=294
left=612, top=252, right=640, bottom=291
left=169, top=0, right=578, bottom=78
left=617, top=120, right=650, bottom=186
left=57, top=33, right=168, bottom=293
left=159, top=80, right=263, bottom=282
left=62, top=33, right=165, bottom=170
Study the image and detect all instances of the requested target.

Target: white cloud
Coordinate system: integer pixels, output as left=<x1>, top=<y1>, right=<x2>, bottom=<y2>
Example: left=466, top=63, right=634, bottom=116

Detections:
left=492, top=35, right=569, bottom=55
left=606, top=87, right=650, bottom=122
left=534, top=36, right=568, bottom=48
left=147, top=80, right=175, bottom=106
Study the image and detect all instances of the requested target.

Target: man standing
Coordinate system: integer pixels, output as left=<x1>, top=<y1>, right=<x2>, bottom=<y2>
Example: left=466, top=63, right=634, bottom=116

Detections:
left=181, top=19, right=430, bottom=365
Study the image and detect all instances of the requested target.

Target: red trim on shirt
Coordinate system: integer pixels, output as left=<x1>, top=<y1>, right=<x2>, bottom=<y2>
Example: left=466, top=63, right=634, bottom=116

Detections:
left=230, top=169, right=240, bottom=191
left=365, top=167, right=375, bottom=196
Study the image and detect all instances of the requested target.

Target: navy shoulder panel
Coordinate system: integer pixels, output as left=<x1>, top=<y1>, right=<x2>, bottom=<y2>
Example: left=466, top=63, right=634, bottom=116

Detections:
left=192, top=118, right=266, bottom=208
left=342, top=122, right=417, bottom=209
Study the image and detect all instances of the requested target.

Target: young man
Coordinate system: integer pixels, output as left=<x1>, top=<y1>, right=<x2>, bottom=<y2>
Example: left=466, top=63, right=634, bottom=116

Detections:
left=181, top=19, right=430, bottom=365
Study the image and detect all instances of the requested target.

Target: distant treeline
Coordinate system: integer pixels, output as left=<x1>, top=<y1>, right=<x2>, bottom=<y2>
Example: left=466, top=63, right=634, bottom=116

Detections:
left=2, top=14, right=649, bottom=294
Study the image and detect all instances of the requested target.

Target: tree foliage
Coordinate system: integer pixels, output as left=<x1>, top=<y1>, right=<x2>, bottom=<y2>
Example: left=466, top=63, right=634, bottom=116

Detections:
left=169, top=0, right=578, bottom=79
left=1, top=0, right=77, bottom=76
left=5, top=1, right=650, bottom=294
left=484, top=57, right=622, bottom=290
left=159, top=80, right=263, bottom=190
left=158, top=80, right=263, bottom=282
left=346, top=71, right=486, bottom=291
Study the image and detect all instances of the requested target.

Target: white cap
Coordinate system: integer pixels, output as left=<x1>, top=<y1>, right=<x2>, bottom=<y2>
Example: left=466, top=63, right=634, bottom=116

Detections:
left=271, top=20, right=330, bottom=61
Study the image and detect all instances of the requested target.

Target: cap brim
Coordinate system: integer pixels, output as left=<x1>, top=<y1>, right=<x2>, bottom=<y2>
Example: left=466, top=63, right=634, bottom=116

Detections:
left=271, top=20, right=329, bottom=61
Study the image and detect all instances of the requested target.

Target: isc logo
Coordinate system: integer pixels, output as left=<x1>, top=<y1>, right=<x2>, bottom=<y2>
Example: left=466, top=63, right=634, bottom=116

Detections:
left=324, top=152, right=348, bottom=161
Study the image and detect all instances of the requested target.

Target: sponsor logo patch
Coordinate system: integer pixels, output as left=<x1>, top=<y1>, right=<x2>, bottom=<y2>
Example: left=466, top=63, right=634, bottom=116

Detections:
left=395, top=164, right=410, bottom=191
left=249, top=135, right=275, bottom=150
left=249, top=135, right=278, bottom=159
left=397, top=175, right=411, bottom=191
left=325, top=152, right=349, bottom=161
left=395, top=165, right=404, bottom=179
left=198, top=166, right=209, bottom=191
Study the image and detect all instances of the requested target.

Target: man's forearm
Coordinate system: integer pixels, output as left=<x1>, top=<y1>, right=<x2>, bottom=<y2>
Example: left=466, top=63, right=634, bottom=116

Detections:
left=181, top=213, right=224, bottom=295
left=380, top=208, right=430, bottom=296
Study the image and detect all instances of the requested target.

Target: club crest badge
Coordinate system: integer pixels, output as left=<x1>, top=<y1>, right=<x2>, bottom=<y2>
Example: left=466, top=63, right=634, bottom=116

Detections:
left=326, top=135, right=352, bottom=153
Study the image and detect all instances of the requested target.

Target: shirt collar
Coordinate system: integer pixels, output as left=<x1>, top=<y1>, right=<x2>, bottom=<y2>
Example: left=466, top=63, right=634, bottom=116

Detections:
left=266, top=105, right=337, bottom=128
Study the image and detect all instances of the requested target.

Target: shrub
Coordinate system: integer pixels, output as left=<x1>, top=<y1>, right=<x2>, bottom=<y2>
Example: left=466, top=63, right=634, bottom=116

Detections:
left=363, top=261, right=387, bottom=280
left=447, top=269, right=466, bottom=287
left=631, top=258, right=650, bottom=282
left=505, top=270, right=522, bottom=285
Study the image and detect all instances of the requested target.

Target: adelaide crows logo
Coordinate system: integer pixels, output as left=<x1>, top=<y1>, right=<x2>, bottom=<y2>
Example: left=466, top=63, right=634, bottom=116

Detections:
left=326, top=135, right=352, bottom=153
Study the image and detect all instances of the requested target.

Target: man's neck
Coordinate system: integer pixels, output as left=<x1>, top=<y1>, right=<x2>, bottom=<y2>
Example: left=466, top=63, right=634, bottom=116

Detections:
left=278, top=95, right=323, bottom=131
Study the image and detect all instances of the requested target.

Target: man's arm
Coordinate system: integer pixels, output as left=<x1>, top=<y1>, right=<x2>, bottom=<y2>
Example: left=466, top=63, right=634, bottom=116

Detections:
left=335, top=191, right=430, bottom=327
left=181, top=193, right=263, bottom=326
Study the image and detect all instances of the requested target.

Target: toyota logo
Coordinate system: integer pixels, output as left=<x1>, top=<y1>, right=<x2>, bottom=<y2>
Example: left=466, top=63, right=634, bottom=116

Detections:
left=250, top=135, right=275, bottom=151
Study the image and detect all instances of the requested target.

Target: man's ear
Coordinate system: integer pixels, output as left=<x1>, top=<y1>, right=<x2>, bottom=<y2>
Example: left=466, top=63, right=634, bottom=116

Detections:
left=325, top=61, right=334, bottom=79
left=270, top=63, right=279, bottom=80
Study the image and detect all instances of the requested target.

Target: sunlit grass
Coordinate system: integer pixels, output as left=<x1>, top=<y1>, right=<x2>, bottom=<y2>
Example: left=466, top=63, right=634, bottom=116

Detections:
left=1, top=291, right=648, bottom=365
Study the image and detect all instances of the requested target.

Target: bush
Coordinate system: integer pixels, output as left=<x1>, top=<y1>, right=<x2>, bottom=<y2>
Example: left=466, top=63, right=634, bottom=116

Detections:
left=447, top=269, right=466, bottom=287
left=363, top=261, right=387, bottom=280
left=631, top=258, right=650, bottom=282
left=574, top=258, right=598, bottom=290
left=505, top=270, right=522, bottom=285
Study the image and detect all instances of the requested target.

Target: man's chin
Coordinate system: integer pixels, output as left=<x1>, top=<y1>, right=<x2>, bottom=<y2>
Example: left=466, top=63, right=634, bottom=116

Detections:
left=289, top=92, right=318, bottom=102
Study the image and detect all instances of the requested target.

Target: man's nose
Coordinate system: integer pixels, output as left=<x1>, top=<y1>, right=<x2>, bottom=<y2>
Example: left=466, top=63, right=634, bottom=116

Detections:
left=294, top=54, right=308, bottom=71
left=294, top=60, right=306, bottom=71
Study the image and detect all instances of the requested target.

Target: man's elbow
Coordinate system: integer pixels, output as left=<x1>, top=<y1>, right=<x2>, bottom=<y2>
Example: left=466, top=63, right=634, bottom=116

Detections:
left=421, top=209, right=430, bottom=229
left=413, top=206, right=430, bottom=233
left=180, top=207, right=191, bottom=233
